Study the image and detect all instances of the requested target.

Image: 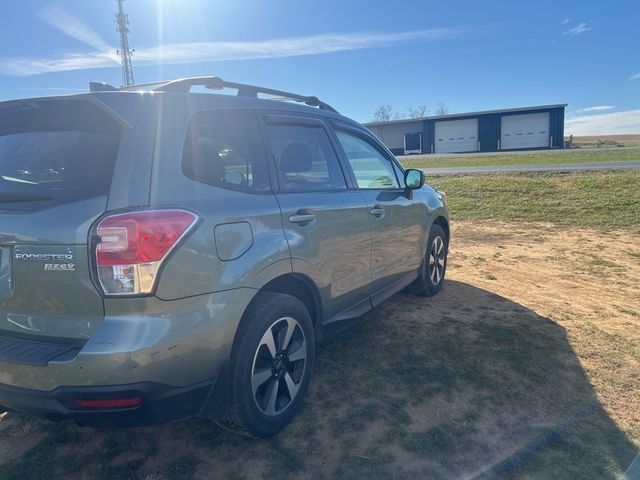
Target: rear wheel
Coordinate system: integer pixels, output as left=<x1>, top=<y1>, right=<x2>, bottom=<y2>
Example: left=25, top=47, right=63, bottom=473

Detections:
left=217, top=292, right=315, bottom=438
left=411, top=224, right=448, bottom=296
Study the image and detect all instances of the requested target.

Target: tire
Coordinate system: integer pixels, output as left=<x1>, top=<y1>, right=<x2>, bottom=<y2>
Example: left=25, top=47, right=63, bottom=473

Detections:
left=217, top=292, right=315, bottom=438
left=411, top=224, right=448, bottom=296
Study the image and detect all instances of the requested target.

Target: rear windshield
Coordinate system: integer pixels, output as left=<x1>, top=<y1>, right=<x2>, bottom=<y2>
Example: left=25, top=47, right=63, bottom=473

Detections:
left=0, top=99, right=122, bottom=211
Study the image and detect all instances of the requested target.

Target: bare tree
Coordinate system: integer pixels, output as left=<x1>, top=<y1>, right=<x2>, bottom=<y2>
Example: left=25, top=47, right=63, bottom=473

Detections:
left=435, top=102, right=450, bottom=116
left=373, top=104, right=398, bottom=122
left=407, top=105, right=430, bottom=119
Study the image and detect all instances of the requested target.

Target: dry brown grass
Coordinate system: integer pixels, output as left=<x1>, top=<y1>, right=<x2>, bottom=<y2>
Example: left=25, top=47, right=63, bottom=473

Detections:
left=450, top=221, right=640, bottom=441
left=567, top=134, right=640, bottom=148
left=0, top=222, right=638, bottom=479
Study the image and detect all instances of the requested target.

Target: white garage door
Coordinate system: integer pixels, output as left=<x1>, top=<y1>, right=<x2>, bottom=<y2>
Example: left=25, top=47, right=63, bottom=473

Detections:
left=434, top=119, right=478, bottom=153
left=501, top=112, right=550, bottom=150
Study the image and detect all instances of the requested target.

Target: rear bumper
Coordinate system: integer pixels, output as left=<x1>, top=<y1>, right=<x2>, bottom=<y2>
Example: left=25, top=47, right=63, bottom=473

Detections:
left=0, top=289, right=256, bottom=391
left=0, top=289, right=256, bottom=426
left=0, top=361, right=229, bottom=427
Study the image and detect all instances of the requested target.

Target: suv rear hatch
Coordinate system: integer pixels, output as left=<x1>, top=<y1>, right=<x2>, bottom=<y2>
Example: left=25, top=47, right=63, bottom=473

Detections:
left=0, top=96, right=130, bottom=354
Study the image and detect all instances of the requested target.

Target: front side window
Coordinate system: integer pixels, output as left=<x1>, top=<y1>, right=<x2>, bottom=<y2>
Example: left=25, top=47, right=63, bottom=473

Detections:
left=266, top=124, right=347, bottom=192
left=335, top=130, right=400, bottom=189
left=182, top=110, right=270, bottom=191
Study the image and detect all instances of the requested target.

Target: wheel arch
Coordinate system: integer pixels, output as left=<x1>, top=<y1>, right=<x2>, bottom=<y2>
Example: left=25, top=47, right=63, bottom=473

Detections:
left=256, top=273, right=323, bottom=335
left=432, top=215, right=450, bottom=243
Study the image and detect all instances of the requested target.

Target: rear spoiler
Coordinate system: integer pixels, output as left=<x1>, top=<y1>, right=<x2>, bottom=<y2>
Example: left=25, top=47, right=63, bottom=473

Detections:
left=0, top=95, right=135, bottom=131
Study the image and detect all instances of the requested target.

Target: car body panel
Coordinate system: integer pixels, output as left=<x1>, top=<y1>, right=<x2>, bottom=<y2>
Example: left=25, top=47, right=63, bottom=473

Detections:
left=358, top=189, right=425, bottom=293
left=275, top=190, right=373, bottom=321
left=104, top=95, right=156, bottom=211
left=1, top=244, right=102, bottom=340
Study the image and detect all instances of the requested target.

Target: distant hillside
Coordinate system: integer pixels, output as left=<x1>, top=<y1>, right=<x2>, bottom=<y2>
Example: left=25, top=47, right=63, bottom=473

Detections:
left=564, top=134, right=640, bottom=148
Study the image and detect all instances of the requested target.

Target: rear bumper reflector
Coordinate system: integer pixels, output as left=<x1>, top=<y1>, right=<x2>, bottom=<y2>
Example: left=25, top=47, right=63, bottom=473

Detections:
left=74, top=397, right=143, bottom=409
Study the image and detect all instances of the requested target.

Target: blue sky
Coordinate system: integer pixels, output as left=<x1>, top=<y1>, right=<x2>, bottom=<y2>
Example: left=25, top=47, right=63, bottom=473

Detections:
left=0, top=0, right=638, bottom=134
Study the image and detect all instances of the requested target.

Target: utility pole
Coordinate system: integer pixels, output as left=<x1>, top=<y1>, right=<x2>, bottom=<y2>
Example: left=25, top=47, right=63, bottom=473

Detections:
left=115, top=0, right=135, bottom=87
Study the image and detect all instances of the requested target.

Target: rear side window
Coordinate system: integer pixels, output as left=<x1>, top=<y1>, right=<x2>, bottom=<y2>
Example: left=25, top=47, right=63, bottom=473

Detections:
left=265, top=124, right=346, bottom=192
left=182, top=110, right=270, bottom=192
left=0, top=100, right=122, bottom=211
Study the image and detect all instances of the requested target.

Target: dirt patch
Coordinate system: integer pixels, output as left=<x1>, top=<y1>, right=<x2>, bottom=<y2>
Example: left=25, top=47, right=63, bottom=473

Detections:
left=0, top=221, right=638, bottom=479
left=449, top=221, right=640, bottom=449
left=451, top=221, right=640, bottom=336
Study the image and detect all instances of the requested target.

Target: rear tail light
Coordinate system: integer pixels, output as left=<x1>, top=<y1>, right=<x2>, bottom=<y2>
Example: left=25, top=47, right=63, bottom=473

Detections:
left=95, top=209, right=198, bottom=296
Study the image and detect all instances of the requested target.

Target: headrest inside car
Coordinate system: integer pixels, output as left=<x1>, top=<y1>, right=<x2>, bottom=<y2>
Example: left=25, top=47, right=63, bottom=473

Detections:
left=279, top=142, right=313, bottom=174
left=185, top=140, right=224, bottom=182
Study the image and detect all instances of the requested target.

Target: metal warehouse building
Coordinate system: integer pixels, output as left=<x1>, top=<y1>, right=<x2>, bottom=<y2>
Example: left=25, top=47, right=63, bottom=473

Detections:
left=364, top=104, right=566, bottom=156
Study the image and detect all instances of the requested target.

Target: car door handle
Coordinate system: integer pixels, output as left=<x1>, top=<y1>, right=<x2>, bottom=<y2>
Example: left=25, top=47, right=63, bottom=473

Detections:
left=369, top=205, right=385, bottom=219
left=289, top=212, right=316, bottom=225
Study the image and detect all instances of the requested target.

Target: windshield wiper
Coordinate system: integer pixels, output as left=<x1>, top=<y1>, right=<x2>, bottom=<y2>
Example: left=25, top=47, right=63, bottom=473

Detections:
left=0, top=193, right=53, bottom=203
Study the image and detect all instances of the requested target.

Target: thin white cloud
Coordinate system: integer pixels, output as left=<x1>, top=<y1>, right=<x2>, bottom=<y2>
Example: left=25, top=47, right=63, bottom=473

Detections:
left=561, top=18, right=570, bottom=24
left=565, top=109, right=640, bottom=135
left=0, top=28, right=460, bottom=77
left=630, top=72, right=640, bottom=80
left=575, top=105, right=615, bottom=113
left=38, top=6, right=114, bottom=53
left=563, top=22, right=591, bottom=36
left=0, top=51, right=121, bottom=76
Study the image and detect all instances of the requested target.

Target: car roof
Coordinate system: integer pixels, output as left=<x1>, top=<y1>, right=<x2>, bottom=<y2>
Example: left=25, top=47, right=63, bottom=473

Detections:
left=0, top=90, right=362, bottom=130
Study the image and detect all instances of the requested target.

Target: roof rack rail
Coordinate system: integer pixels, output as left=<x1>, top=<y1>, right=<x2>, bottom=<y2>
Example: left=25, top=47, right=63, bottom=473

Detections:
left=119, top=80, right=175, bottom=91
left=88, top=76, right=339, bottom=113
left=157, top=76, right=338, bottom=113
left=89, top=80, right=173, bottom=92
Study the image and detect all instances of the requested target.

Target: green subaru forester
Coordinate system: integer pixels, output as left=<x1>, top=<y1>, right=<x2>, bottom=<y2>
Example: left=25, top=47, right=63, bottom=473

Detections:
left=0, top=77, right=449, bottom=437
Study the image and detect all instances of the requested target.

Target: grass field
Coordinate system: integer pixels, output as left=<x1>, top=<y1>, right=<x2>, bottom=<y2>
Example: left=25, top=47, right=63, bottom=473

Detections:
left=429, top=169, right=640, bottom=232
left=400, top=147, right=640, bottom=170
left=0, top=169, right=638, bottom=479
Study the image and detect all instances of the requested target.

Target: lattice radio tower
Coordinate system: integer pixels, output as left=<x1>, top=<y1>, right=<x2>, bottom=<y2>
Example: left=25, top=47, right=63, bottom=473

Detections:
left=115, top=0, right=135, bottom=86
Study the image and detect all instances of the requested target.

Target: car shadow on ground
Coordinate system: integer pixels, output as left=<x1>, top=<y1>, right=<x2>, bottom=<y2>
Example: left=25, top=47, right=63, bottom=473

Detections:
left=0, top=280, right=637, bottom=479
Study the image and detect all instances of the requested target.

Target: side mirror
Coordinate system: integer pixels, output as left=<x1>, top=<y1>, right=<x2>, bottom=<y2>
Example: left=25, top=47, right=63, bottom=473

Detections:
left=404, top=169, right=425, bottom=190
